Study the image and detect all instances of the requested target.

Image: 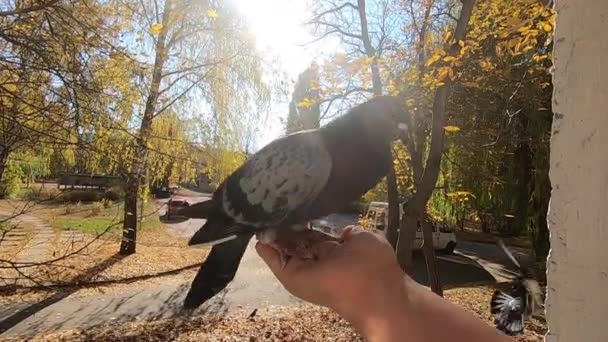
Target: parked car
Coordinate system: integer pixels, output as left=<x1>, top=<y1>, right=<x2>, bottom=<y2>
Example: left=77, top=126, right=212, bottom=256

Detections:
left=156, top=186, right=171, bottom=199
left=166, top=198, right=190, bottom=219
left=363, top=201, right=457, bottom=254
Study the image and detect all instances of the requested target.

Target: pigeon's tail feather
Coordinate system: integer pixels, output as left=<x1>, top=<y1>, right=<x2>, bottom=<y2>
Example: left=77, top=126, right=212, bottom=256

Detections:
left=184, top=233, right=253, bottom=309
left=491, top=290, right=513, bottom=313
left=188, top=217, right=249, bottom=246
left=491, top=290, right=525, bottom=336
left=495, top=315, right=525, bottom=336
left=178, top=199, right=215, bottom=219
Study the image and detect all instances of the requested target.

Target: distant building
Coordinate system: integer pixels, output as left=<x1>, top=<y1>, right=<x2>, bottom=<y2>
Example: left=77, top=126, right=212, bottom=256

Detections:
left=57, top=173, right=121, bottom=190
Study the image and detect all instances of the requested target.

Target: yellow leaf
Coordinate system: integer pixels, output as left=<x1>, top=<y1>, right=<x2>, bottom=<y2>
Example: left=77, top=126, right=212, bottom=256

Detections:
left=443, top=125, right=460, bottom=133
left=437, top=66, right=452, bottom=81
left=458, top=40, right=465, bottom=48
left=297, top=98, right=314, bottom=108
left=443, top=56, right=457, bottom=63
left=443, top=30, right=452, bottom=44
left=436, top=82, right=445, bottom=86
left=542, top=23, right=553, bottom=32
left=387, top=80, right=398, bottom=95
left=150, top=23, right=163, bottom=34
left=448, top=67, right=455, bottom=80
left=405, top=99, right=415, bottom=108
left=425, top=53, right=442, bottom=67
left=207, top=9, right=219, bottom=18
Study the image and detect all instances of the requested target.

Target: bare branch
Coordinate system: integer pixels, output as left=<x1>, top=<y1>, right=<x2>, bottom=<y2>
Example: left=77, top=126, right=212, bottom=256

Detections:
left=0, top=0, right=60, bottom=16
left=309, top=2, right=358, bottom=22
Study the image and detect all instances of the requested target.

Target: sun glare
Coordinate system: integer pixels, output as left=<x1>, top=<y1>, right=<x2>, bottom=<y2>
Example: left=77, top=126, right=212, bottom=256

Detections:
left=232, top=0, right=312, bottom=75
left=231, top=0, right=342, bottom=149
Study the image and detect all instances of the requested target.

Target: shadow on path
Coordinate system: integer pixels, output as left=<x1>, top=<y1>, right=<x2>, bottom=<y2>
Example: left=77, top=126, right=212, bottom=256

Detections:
left=0, top=253, right=126, bottom=334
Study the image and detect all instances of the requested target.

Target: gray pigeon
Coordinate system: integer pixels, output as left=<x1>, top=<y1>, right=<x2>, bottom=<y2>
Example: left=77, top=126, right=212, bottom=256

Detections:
left=490, top=240, right=544, bottom=335
left=179, top=96, right=410, bottom=309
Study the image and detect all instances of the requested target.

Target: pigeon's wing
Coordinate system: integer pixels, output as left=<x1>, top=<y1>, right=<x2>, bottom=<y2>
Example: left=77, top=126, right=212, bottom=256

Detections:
left=498, top=239, right=521, bottom=268
left=221, top=131, right=332, bottom=228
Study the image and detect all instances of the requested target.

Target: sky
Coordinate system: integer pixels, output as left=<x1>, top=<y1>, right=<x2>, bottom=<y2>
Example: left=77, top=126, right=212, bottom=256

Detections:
left=230, top=0, right=341, bottom=149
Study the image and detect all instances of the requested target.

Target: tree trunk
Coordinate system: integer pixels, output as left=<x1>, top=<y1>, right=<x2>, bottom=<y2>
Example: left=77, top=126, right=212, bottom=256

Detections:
left=396, top=0, right=476, bottom=294
left=421, top=218, right=442, bottom=295
left=357, top=0, right=405, bottom=256
left=397, top=211, right=418, bottom=270
left=514, top=129, right=532, bottom=236
left=0, top=148, right=10, bottom=184
left=386, top=164, right=400, bottom=249
left=120, top=3, right=171, bottom=255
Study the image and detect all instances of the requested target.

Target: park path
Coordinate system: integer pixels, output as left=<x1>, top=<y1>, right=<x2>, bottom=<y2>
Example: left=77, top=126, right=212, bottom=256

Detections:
left=1, top=210, right=55, bottom=286
left=1, top=209, right=85, bottom=285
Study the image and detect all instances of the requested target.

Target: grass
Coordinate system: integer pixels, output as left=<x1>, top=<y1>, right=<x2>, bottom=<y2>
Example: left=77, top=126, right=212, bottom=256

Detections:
left=50, top=217, right=120, bottom=234
left=36, top=199, right=164, bottom=236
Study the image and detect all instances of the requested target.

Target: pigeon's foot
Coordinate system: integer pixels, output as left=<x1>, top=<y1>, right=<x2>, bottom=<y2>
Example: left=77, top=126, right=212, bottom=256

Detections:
left=256, top=226, right=342, bottom=268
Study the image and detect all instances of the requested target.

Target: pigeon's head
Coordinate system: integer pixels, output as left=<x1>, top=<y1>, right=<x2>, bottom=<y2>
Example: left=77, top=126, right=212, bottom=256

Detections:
left=358, top=95, right=410, bottom=141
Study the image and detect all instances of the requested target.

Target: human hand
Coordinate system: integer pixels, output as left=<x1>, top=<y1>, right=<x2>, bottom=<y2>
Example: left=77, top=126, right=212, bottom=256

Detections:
left=255, top=226, right=410, bottom=326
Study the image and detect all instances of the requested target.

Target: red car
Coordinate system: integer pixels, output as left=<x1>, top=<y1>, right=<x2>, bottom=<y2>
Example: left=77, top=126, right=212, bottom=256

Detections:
left=166, top=198, right=190, bottom=219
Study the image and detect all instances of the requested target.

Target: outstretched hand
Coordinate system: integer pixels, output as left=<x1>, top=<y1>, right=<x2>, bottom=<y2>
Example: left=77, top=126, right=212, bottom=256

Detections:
left=256, top=226, right=514, bottom=342
left=255, top=226, right=409, bottom=324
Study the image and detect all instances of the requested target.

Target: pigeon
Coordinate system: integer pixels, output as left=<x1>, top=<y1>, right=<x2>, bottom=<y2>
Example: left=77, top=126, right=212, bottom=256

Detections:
left=490, top=239, right=544, bottom=336
left=179, top=96, right=410, bottom=309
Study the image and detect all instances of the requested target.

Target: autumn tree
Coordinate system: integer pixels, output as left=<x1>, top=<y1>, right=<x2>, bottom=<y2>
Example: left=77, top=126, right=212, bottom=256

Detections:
left=116, top=0, right=269, bottom=254
left=393, top=0, right=553, bottom=271
left=435, top=0, right=554, bottom=261
left=0, top=0, right=126, bottom=196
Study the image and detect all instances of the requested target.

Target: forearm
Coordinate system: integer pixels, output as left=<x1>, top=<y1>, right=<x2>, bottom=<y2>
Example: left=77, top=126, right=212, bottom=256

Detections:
left=344, top=276, right=513, bottom=342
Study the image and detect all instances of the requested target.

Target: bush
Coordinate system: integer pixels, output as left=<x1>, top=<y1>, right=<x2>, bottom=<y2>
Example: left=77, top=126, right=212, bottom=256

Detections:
left=90, top=201, right=104, bottom=216
left=59, top=190, right=102, bottom=203
left=63, top=201, right=82, bottom=215
left=101, top=198, right=112, bottom=209
left=22, top=186, right=61, bottom=201
left=0, top=161, right=23, bottom=199
left=104, top=186, right=125, bottom=201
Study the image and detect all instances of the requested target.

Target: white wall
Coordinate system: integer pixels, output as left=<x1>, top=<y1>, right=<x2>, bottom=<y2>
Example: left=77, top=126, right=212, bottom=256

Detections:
left=547, top=1, right=608, bottom=341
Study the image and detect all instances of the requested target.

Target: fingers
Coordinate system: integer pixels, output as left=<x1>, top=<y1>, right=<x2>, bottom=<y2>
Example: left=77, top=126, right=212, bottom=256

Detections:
left=255, top=242, right=282, bottom=272
left=341, top=225, right=364, bottom=240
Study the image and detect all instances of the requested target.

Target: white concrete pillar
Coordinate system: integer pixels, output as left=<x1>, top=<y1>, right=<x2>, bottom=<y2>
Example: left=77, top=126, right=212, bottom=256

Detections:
left=547, top=1, right=608, bottom=341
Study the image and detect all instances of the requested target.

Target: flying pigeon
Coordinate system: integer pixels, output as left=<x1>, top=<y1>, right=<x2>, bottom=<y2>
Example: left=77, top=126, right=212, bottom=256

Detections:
left=490, top=239, right=544, bottom=336
left=179, top=96, right=410, bottom=309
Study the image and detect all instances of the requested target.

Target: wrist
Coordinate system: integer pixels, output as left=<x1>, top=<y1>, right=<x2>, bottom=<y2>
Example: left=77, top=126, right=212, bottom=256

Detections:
left=337, top=274, right=423, bottom=341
